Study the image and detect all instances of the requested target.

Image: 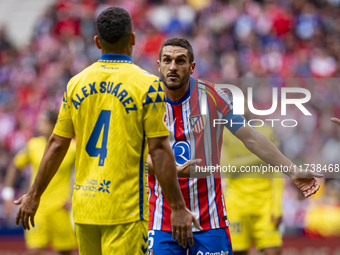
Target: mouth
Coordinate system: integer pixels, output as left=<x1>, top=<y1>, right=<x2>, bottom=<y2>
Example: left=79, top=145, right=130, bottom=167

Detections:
left=167, top=74, right=179, bottom=79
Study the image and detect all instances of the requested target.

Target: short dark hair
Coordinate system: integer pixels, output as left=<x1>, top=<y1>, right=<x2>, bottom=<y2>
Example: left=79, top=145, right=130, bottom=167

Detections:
left=159, top=37, right=194, bottom=63
left=96, top=7, right=132, bottom=46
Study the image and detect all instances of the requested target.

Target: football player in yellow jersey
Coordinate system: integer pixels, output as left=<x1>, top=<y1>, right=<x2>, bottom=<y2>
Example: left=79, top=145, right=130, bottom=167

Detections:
left=221, top=125, right=284, bottom=255
left=14, top=7, right=200, bottom=255
left=2, top=110, right=76, bottom=255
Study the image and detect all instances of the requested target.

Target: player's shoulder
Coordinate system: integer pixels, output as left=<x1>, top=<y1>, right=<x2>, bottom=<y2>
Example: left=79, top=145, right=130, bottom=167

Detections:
left=66, top=63, right=97, bottom=89
left=130, top=64, right=160, bottom=82
left=129, top=64, right=163, bottom=94
left=196, top=78, right=232, bottom=106
left=197, top=78, right=215, bottom=89
left=196, top=78, right=224, bottom=97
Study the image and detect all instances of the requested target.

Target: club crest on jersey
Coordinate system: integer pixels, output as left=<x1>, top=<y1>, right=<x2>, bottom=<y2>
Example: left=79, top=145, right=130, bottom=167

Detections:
left=189, top=115, right=205, bottom=133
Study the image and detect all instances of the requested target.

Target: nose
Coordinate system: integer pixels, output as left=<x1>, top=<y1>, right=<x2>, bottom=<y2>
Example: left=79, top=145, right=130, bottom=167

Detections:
left=169, top=60, right=177, bottom=71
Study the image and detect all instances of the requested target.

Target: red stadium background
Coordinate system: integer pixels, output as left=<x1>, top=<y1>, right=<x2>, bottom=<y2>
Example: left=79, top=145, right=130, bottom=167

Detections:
left=0, top=0, right=340, bottom=254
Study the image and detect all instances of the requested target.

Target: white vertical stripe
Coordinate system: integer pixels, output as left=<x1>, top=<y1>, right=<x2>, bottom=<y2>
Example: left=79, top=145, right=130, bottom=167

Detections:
left=182, top=98, right=191, bottom=141
left=187, top=96, right=201, bottom=232
left=216, top=111, right=223, bottom=164
left=215, top=87, right=232, bottom=108
left=166, top=103, right=176, bottom=148
left=220, top=186, right=229, bottom=226
left=207, top=174, right=220, bottom=228
left=189, top=178, right=200, bottom=232
left=153, top=178, right=164, bottom=230
left=199, top=82, right=220, bottom=229
left=199, top=83, right=212, bottom=168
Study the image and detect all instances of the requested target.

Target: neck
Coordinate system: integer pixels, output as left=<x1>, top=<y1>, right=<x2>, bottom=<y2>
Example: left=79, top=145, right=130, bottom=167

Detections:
left=101, top=47, right=132, bottom=57
left=164, top=80, right=190, bottom=102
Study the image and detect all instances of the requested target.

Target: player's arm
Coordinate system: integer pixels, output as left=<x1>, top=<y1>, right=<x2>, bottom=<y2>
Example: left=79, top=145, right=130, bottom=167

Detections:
left=15, top=134, right=71, bottom=230
left=148, top=136, right=202, bottom=247
left=234, top=125, right=322, bottom=198
left=2, top=163, right=21, bottom=218
left=2, top=144, right=31, bottom=218
left=148, top=154, right=202, bottom=177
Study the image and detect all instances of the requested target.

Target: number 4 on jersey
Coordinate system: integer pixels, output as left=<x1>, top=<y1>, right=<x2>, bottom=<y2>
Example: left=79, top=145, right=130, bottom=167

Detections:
left=86, top=110, right=111, bottom=166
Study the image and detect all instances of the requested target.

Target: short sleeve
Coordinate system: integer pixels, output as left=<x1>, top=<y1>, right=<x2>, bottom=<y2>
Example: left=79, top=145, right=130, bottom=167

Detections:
left=143, top=80, right=169, bottom=138
left=214, top=86, right=246, bottom=134
left=13, top=146, right=30, bottom=170
left=53, top=89, right=75, bottom=139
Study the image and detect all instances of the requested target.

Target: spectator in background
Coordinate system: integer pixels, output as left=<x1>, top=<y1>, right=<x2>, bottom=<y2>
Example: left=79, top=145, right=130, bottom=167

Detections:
left=222, top=122, right=284, bottom=255
left=2, top=110, right=77, bottom=255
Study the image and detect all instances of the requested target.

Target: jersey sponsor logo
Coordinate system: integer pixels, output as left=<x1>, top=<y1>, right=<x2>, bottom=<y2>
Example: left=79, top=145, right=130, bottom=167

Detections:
left=172, top=140, right=190, bottom=166
left=101, top=64, right=119, bottom=70
left=74, top=178, right=111, bottom=194
left=197, top=251, right=229, bottom=255
left=74, top=184, right=97, bottom=192
left=189, top=115, right=205, bottom=133
left=98, top=179, right=111, bottom=193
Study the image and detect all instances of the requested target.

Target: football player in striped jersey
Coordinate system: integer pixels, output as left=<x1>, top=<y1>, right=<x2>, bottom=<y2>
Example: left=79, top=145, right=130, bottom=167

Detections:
left=147, top=37, right=321, bottom=255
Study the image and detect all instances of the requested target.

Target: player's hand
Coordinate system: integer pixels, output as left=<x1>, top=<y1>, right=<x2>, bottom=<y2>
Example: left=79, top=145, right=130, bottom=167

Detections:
left=331, top=117, right=340, bottom=126
left=177, top=159, right=203, bottom=177
left=291, top=170, right=322, bottom=198
left=14, top=194, right=40, bottom=230
left=171, top=207, right=202, bottom=248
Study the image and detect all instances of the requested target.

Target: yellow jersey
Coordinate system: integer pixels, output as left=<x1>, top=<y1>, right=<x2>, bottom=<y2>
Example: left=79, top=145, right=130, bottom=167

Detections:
left=221, top=125, right=284, bottom=217
left=14, top=136, right=76, bottom=213
left=53, top=54, right=169, bottom=225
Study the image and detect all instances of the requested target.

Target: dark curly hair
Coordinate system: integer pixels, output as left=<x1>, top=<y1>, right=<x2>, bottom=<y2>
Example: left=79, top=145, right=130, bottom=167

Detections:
left=96, top=7, right=132, bottom=48
left=159, top=37, right=194, bottom=63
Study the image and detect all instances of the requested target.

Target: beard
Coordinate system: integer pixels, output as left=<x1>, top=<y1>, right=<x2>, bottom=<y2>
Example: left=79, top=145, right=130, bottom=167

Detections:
left=161, top=68, right=191, bottom=91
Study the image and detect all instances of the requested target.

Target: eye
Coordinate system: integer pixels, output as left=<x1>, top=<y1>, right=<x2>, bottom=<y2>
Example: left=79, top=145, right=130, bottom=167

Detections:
left=163, top=58, right=171, bottom=63
left=177, top=59, right=185, bottom=64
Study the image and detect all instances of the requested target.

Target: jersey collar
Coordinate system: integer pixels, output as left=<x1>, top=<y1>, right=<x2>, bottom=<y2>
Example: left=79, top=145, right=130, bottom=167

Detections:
left=98, top=54, right=133, bottom=63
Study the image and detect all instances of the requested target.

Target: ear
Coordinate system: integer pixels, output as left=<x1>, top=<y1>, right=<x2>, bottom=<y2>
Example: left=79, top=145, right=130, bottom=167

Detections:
left=94, top=35, right=102, bottom=50
left=157, top=60, right=161, bottom=73
left=130, top=32, right=136, bottom=46
left=190, top=61, right=196, bottom=75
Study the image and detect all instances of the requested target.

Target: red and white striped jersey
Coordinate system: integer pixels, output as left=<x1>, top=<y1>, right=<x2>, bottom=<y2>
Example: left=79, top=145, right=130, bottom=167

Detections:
left=149, top=77, right=245, bottom=232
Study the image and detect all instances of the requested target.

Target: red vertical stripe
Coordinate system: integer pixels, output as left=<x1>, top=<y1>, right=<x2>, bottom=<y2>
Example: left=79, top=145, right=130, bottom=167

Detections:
left=148, top=174, right=157, bottom=230
left=179, top=178, right=191, bottom=210
left=171, top=96, right=193, bottom=221
left=190, top=80, right=212, bottom=230
left=215, top=180, right=227, bottom=228
left=161, top=197, right=171, bottom=231
left=172, top=104, right=186, bottom=141
left=225, top=226, right=233, bottom=251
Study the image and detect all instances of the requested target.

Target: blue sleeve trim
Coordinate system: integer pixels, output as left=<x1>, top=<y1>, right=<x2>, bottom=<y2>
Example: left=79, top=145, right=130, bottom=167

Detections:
left=223, top=112, right=246, bottom=134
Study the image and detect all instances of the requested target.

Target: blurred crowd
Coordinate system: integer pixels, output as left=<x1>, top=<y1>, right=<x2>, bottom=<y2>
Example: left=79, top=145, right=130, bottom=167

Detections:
left=0, top=0, right=340, bottom=237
